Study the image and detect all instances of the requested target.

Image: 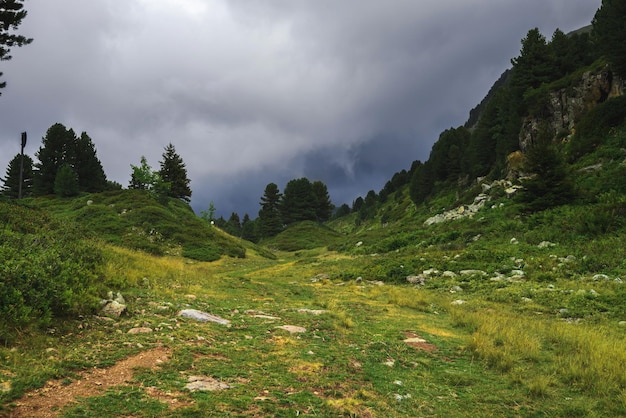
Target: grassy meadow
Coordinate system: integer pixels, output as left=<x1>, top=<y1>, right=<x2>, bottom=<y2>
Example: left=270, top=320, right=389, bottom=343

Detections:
left=1, top=126, right=626, bottom=416
left=2, top=195, right=626, bottom=416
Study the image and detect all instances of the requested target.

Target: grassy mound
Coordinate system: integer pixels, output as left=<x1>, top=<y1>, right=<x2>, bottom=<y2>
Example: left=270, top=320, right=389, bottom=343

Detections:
left=262, top=220, right=343, bottom=251
left=25, top=190, right=248, bottom=261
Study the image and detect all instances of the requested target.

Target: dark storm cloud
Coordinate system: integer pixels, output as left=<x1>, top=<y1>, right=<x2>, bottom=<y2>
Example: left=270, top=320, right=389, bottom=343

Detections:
left=0, top=0, right=601, bottom=217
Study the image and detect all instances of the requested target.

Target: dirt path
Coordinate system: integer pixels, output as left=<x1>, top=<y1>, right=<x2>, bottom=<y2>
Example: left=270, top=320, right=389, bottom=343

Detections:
left=8, top=347, right=175, bottom=417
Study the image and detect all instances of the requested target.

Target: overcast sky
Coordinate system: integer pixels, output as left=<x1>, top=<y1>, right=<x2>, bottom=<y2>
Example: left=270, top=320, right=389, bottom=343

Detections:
left=0, top=0, right=601, bottom=217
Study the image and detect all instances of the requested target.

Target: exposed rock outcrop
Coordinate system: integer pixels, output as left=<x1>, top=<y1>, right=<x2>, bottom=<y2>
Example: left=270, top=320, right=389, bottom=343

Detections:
left=519, top=64, right=625, bottom=151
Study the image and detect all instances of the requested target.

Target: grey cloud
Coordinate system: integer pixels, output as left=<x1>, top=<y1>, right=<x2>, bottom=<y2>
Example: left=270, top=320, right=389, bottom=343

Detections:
left=0, top=0, right=602, bottom=217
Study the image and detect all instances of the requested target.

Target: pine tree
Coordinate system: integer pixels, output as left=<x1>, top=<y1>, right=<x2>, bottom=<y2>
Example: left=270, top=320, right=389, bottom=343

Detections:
left=1, top=153, right=33, bottom=198
left=593, top=0, right=626, bottom=78
left=510, top=28, right=557, bottom=96
left=159, top=143, right=192, bottom=202
left=516, top=125, right=575, bottom=212
left=224, top=212, right=241, bottom=237
left=34, top=124, right=76, bottom=195
left=34, top=123, right=107, bottom=195
left=311, top=180, right=333, bottom=222
left=0, top=0, right=33, bottom=94
left=257, top=183, right=283, bottom=237
left=53, top=164, right=79, bottom=197
left=73, top=132, right=107, bottom=192
left=240, top=214, right=258, bottom=243
left=280, top=178, right=316, bottom=224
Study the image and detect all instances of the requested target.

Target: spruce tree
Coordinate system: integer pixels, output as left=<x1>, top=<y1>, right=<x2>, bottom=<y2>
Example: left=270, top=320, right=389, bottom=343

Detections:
left=73, top=132, right=107, bottom=192
left=240, top=214, right=258, bottom=243
left=593, top=0, right=626, bottom=78
left=516, top=125, right=575, bottom=212
left=311, top=180, right=333, bottom=222
left=1, top=153, right=33, bottom=198
left=53, top=164, right=79, bottom=197
left=34, top=123, right=107, bottom=195
left=159, top=143, right=192, bottom=202
left=34, top=124, right=76, bottom=195
left=257, top=183, right=283, bottom=237
left=280, top=178, right=316, bottom=224
left=0, top=0, right=33, bottom=94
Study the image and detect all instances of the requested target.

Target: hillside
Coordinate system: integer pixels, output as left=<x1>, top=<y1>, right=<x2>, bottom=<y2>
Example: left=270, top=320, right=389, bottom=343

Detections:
left=23, top=189, right=252, bottom=261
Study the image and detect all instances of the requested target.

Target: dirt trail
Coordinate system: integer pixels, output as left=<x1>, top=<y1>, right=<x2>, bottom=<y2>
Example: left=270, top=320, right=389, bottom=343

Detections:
left=8, top=347, right=174, bottom=417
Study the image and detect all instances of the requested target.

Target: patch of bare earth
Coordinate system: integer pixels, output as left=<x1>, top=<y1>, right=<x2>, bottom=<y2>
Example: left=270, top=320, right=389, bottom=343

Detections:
left=7, top=346, right=189, bottom=417
left=403, top=331, right=438, bottom=353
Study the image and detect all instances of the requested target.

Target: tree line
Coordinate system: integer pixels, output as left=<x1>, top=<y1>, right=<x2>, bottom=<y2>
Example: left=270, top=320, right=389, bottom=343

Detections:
left=203, top=178, right=334, bottom=242
left=1, top=123, right=192, bottom=202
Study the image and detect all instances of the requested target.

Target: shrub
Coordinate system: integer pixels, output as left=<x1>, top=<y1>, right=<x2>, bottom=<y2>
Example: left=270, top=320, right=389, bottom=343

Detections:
left=0, top=202, right=103, bottom=343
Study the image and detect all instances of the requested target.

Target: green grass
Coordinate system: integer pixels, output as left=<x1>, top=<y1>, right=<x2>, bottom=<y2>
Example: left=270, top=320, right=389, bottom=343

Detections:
left=2, top=123, right=626, bottom=415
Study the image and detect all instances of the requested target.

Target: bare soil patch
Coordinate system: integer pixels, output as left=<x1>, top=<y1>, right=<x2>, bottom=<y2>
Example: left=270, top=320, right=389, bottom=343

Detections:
left=8, top=346, right=174, bottom=417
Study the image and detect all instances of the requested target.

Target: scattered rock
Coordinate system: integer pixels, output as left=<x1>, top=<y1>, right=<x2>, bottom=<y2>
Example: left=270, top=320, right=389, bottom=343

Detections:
left=459, top=270, right=487, bottom=277
left=127, top=327, right=153, bottom=334
left=442, top=271, right=458, bottom=278
left=406, top=275, right=427, bottom=285
left=311, top=274, right=329, bottom=282
left=383, top=359, right=395, bottom=367
left=423, top=268, right=439, bottom=277
left=100, top=300, right=126, bottom=318
left=178, top=309, right=231, bottom=325
left=451, top=300, right=466, bottom=305
left=355, top=241, right=363, bottom=247
left=185, top=376, right=230, bottom=392
left=394, top=393, right=412, bottom=401
left=450, top=286, right=463, bottom=293
left=593, top=274, right=610, bottom=281
left=538, top=241, right=556, bottom=248
left=510, top=238, right=519, bottom=245
left=367, top=280, right=385, bottom=286
left=296, top=309, right=327, bottom=315
left=276, top=325, right=306, bottom=333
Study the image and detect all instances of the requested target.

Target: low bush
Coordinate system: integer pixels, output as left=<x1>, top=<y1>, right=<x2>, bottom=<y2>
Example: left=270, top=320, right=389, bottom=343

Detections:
left=0, top=202, right=103, bottom=343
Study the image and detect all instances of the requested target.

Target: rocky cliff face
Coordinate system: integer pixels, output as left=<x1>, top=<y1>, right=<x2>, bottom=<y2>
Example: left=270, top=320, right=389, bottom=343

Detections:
left=519, top=65, right=625, bottom=151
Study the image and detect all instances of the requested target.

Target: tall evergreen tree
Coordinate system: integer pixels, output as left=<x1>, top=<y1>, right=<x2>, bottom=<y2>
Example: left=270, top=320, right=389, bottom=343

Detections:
left=311, top=180, right=333, bottom=222
left=510, top=28, right=557, bottom=112
left=73, top=132, right=107, bottom=192
left=257, top=183, right=283, bottom=237
left=224, top=212, right=241, bottom=237
left=159, top=143, right=192, bottom=202
left=1, top=153, right=32, bottom=198
left=0, top=0, right=32, bottom=94
left=280, top=178, right=316, bottom=224
left=53, top=164, right=79, bottom=197
left=593, top=0, right=626, bottom=78
left=34, top=123, right=107, bottom=195
left=240, top=214, right=258, bottom=243
left=516, top=125, right=575, bottom=212
left=34, top=124, right=76, bottom=195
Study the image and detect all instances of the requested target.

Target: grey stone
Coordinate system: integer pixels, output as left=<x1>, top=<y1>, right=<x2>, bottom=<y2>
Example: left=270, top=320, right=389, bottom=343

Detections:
left=178, top=309, right=230, bottom=325
left=100, top=300, right=126, bottom=318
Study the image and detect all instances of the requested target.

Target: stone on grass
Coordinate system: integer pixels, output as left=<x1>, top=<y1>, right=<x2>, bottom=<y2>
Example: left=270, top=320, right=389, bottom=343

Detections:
left=100, top=300, right=126, bottom=318
left=179, top=309, right=230, bottom=325
left=127, top=327, right=153, bottom=334
left=297, top=309, right=327, bottom=315
left=451, top=300, right=466, bottom=305
left=276, top=325, right=306, bottom=333
left=406, top=275, right=427, bottom=285
left=185, top=376, right=230, bottom=392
